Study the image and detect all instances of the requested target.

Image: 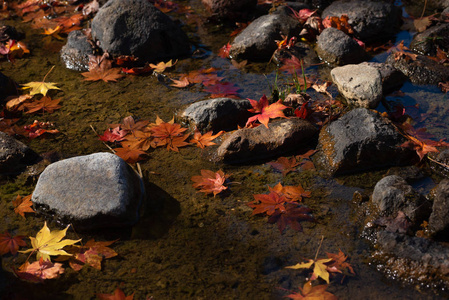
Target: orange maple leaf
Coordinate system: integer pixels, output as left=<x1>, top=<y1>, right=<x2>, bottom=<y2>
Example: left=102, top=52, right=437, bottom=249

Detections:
left=114, top=145, right=147, bottom=164
left=12, top=194, right=35, bottom=218
left=97, top=287, right=134, bottom=300
left=0, top=231, right=26, bottom=255
left=170, top=76, right=190, bottom=88
left=150, top=121, right=190, bottom=151
left=191, top=169, right=229, bottom=197
left=326, top=249, right=355, bottom=277
left=190, top=130, right=224, bottom=149
left=22, top=96, right=61, bottom=114
left=269, top=182, right=311, bottom=202
left=246, top=95, right=288, bottom=128
left=121, top=130, right=155, bottom=151
left=247, top=191, right=291, bottom=216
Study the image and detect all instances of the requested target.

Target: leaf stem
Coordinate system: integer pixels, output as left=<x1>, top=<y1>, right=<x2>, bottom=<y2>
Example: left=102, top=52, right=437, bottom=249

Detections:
left=42, top=65, right=55, bottom=82
left=314, top=235, right=324, bottom=261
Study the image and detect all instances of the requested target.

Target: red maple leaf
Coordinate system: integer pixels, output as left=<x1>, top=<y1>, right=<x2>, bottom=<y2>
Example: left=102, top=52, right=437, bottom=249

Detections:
left=289, top=7, right=317, bottom=23
left=204, top=82, right=240, bottom=98
left=0, top=231, right=26, bottom=255
left=97, top=287, right=134, bottom=300
left=267, top=203, right=314, bottom=233
left=247, top=191, right=292, bottom=216
left=218, top=42, right=232, bottom=58
left=246, top=95, right=288, bottom=128
left=99, top=127, right=128, bottom=143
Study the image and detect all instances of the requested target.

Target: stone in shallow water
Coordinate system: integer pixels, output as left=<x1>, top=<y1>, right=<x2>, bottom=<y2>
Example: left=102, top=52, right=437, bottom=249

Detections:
left=315, top=108, right=416, bottom=175
left=0, top=131, right=38, bottom=175
left=32, top=152, right=144, bottom=230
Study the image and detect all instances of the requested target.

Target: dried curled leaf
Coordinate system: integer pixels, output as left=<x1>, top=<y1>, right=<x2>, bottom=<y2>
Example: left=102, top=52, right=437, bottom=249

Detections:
left=191, top=169, right=229, bottom=197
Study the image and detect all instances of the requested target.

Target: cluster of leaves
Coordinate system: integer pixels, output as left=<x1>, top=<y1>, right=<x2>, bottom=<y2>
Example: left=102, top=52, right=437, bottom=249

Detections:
left=247, top=182, right=314, bottom=233
left=98, top=115, right=223, bottom=164
left=1, top=67, right=62, bottom=139
left=285, top=240, right=355, bottom=299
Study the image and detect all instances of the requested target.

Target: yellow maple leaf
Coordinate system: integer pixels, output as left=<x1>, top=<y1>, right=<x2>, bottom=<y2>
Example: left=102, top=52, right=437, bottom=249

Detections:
left=149, top=59, right=177, bottom=73
left=21, top=66, right=61, bottom=96
left=20, top=222, right=81, bottom=261
left=286, top=258, right=333, bottom=283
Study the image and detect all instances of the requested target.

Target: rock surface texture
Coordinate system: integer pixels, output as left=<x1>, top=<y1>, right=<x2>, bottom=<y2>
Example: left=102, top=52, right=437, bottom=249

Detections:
left=315, top=108, right=416, bottom=175
left=215, top=118, right=318, bottom=163
left=32, top=153, right=144, bottom=230
left=0, top=132, right=38, bottom=174
left=181, top=98, right=252, bottom=133
left=91, top=0, right=190, bottom=62
left=60, top=30, right=94, bottom=71
left=321, top=0, right=401, bottom=42
left=428, top=180, right=449, bottom=236
left=331, top=64, right=383, bottom=108
left=315, top=27, right=367, bottom=65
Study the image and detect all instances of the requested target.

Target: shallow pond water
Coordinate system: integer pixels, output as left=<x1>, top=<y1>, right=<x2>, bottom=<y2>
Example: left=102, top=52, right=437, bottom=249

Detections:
left=0, top=1, right=449, bottom=299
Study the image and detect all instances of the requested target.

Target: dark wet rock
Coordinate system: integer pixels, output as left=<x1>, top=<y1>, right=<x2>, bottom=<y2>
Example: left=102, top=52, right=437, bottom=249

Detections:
left=371, top=175, right=429, bottom=224
left=0, top=71, right=16, bottom=101
left=229, top=6, right=304, bottom=61
left=181, top=98, right=252, bottom=133
left=331, top=64, right=382, bottom=108
left=315, top=108, right=416, bottom=175
left=91, top=0, right=190, bottom=62
left=0, top=132, right=39, bottom=175
left=386, top=166, right=426, bottom=184
left=374, top=230, right=449, bottom=287
left=60, top=30, right=94, bottom=72
left=0, top=24, right=22, bottom=42
left=359, top=62, right=407, bottom=94
left=202, top=0, right=257, bottom=20
left=385, top=53, right=449, bottom=85
left=215, top=118, right=318, bottom=163
left=410, top=23, right=449, bottom=56
left=302, top=0, right=334, bottom=10
left=315, top=27, right=367, bottom=65
left=32, top=153, right=144, bottom=230
left=428, top=149, right=449, bottom=178
left=428, top=180, right=449, bottom=236
left=321, top=0, right=401, bottom=42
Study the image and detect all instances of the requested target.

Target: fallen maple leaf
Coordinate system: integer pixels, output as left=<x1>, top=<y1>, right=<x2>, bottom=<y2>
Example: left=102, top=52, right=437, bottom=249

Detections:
left=22, top=66, right=60, bottom=96
left=150, top=121, right=190, bottom=151
left=286, top=257, right=333, bottom=283
left=99, top=127, right=128, bottom=143
left=23, top=120, right=59, bottom=139
left=97, top=287, right=134, bottom=300
left=269, top=182, right=311, bottom=202
left=414, top=14, right=437, bottom=32
left=12, top=194, right=35, bottom=218
left=218, top=42, right=232, bottom=58
left=326, top=249, right=355, bottom=278
left=389, top=40, right=417, bottom=61
left=14, top=258, right=64, bottom=283
left=289, top=7, right=317, bottom=24
left=150, top=59, right=177, bottom=73
left=204, top=82, right=240, bottom=98
left=170, top=76, right=190, bottom=88
left=114, top=145, right=147, bottom=163
left=0, top=231, right=26, bottom=255
left=191, top=169, right=229, bottom=197
left=82, top=68, right=123, bottom=82
left=268, top=203, right=314, bottom=233
left=20, top=221, right=81, bottom=261
left=247, top=191, right=292, bottom=216
left=68, top=239, right=118, bottom=271
left=439, top=81, right=449, bottom=93
left=374, top=211, right=411, bottom=234
left=190, top=130, right=224, bottom=149
left=268, top=156, right=300, bottom=176
left=286, top=281, right=338, bottom=300
left=246, top=94, right=288, bottom=128
left=121, top=130, right=155, bottom=151
left=22, top=96, right=61, bottom=114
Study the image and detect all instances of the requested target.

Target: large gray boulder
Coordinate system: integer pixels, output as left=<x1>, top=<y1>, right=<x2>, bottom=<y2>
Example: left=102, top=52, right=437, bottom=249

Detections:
left=322, top=0, right=401, bottom=42
left=0, top=132, right=38, bottom=174
left=215, top=118, right=318, bottom=163
left=229, top=6, right=304, bottom=61
left=202, top=0, right=257, bottom=19
left=181, top=98, right=252, bottom=133
left=91, top=0, right=190, bottom=62
left=315, top=27, right=367, bottom=65
left=32, top=153, right=144, bottom=230
left=315, top=108, right=416, bottom=175
left=331, top=64, right=382, bottom=108
left=359, top=62, right=407, bottom=94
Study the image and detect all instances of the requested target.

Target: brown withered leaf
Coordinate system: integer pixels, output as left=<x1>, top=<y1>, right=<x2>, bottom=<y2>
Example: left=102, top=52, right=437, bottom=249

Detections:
left=170, top=77, right=190, bottom=88
left=114, top=145, right=147, bottom=164
left=12, top=194, right=35, bottom=218
left=81, top=68, right=123, bottom=82
left=286, top=281, right=338, bottom=300
left=268, top=156, right=300, bottom=176
left=5, top=94, right=33, bottom=111
left=23, top=96, right=61, bottom=114
left=0, top=231, right=26, bottom=255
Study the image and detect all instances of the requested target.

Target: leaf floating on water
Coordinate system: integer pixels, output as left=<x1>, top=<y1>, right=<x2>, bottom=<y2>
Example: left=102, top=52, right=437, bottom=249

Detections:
left=191, top=169, right=229, bottom=197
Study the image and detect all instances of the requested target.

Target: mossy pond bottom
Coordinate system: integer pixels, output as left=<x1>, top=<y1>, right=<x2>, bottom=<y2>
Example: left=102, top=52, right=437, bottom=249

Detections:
left=1, top=3, right=449, bottom=299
